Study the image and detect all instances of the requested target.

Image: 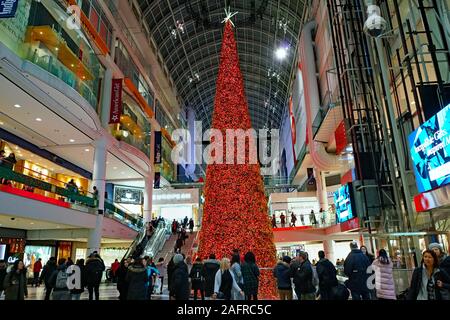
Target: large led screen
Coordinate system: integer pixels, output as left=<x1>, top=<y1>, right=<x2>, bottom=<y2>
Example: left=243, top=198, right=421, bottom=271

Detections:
left=409, top=104, right=450, bottom=193
left=334, top=184, right=354, bottom=224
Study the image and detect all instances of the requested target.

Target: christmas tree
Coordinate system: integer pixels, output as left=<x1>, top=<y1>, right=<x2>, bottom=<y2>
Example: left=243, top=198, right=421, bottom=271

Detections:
left=197, top=20, right=277, bottom=299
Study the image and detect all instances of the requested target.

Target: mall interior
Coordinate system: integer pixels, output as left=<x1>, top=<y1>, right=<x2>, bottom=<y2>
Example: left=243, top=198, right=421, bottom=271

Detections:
left=0, top=0, right=449, bottom=301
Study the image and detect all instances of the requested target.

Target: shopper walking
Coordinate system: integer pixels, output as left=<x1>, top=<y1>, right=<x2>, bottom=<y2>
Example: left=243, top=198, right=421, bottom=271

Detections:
left=0, top=259, right=7, bottom=298
left=273, top=256, right=293, bottom=300
left=49, top=258, right=70, bottom=300
left=290, top=251, right=316, bottom=300
left=300, top=213, right=305, bottom=225
left=203, top=254, right=221, bottom=298
left=190, top=257, right=206, bottom=300
left=372, top=249, right=396, bottom=300
left=241, top=251, right=260, bottom=300
left=167, top=256, right=176, bottom=297
left=230, top=254, right=244, bottom=300
left=316, top=251, right=338, bottom=300
left=32, top=258, right=42, bottom=287
left=271, top=214, right=276, bottom=228
left=155, top=257, right=166, bottom=295
left=170, top=254, right=190, bottom=300
left=320, top=208, right=326, bottom=225
left=3, top=259, right=27, bottom=300
left=189, top=218, right=195, bottom=233
left=40, top=257, right=57, bottom=300
left=429, top=242, right=450, bottom=298
left=111, top=259, right=120, bottom=283
left=85, top=253, right=105, bottom=300
left=280, top=213, right=286, bottom=228
left=183, top=216, right=189, bottom=229
left=126, top=258, right=149, bottom=300
left=407, top=249, right=450, bottom=300
left=70, top=259, right=86, bottom=300
left=290, top=212, right=297, bottom=227
left=344, top=242, right=371, bottom=300
left=116, top=258, right=130, bottom=300
left=213, top=258, right=244, bottom=300
left=309, top=210, right=317, bottom=226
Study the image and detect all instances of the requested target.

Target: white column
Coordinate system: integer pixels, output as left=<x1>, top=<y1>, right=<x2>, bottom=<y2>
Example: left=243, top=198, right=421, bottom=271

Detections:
left=323, top=239, right=334, bottom=264
left=143, top=126, right=156, bottom=223
left=100, top=68, right=113, bottom=128
left=87, top=138, right=107, bottom=256
left=315, top=169, right=328, bottom=210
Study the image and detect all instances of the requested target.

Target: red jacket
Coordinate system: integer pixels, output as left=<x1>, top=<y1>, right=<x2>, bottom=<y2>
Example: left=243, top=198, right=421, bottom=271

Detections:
left=33, top=260, right=42, bottom=273
left=111, top=261, right=120, bottom=274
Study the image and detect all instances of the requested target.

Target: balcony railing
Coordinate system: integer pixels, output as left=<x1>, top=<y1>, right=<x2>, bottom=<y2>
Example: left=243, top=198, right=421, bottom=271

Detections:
left=104, top=199, right=143, bottom=230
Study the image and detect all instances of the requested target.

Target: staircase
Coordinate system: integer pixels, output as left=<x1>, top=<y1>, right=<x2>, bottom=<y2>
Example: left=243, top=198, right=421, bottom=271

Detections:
left=157, top=231, right=198, bottom=262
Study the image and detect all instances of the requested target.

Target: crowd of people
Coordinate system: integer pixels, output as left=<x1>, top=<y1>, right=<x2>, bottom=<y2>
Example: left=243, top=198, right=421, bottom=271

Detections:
left=272, top=209, right=328, bottom=228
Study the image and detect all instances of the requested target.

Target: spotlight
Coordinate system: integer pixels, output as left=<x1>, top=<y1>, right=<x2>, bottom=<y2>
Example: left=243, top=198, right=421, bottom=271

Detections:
left=275, top=46, right=288, bottom=60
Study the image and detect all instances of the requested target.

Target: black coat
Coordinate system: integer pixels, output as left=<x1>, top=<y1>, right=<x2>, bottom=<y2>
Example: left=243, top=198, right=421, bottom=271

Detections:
left=167, top=259, right=176, bottom=289
left=0, top=267, right=6, bottom=291
left=290, top=260, right=315, bottom=294
left=407, top=266, right=446, bottom=300
left=170, top=262, right=190, bottom=300
left=85, top=257, right=105, bottom=286
left=273, top=261, right=291, bottom=290
left=203, top=259, right=220, bottom=296
left=343, top=249, right=371, bottom=292
left=189, top=262, right=206, bottom=290
left=125, top=264, right=148, bottom=300
left=70, top=265, right=86, bottom=294
left=40, top=260, right=57, bottom=287
left=116, top=264, right=129, bottom=294
left=316, top=258, right=338, bottom=289
left=3, top=270, right=27, bottom=300
left=439, top=255, right=450, bottom=293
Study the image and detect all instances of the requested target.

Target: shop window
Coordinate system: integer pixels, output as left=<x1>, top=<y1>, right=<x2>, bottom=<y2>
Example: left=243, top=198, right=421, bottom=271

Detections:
left=89, top=7, right=99, bottom=30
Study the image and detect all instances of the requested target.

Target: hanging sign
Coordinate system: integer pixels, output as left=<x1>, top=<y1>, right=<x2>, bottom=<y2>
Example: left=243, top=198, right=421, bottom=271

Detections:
left=0, top=0, right=19, bottom=18
left=154, top=131, right=162, bottom=164
left=109, top=79, right=123, bottom=124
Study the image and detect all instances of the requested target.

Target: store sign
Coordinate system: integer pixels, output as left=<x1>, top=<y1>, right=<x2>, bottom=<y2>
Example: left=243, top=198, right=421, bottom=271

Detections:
left=154, top=131, right=162, bottom=164
left=414, top=183, right=450, bottom=212
left=0, top=0, right=19, bottom=18
left=334, top=184, right=355, bottom=224
left=114, top=186, right=143, bottom=205
left=335, top=119, right=349, bottom=155
left=409, top=104, right=450, bottom=193
left=154, top=172, right=160, bottom=189
left=153, top=193, right=191, bottom=201
left=109, top=79, right=123, bottom=124
left=153, top=189, right=199, bottom=205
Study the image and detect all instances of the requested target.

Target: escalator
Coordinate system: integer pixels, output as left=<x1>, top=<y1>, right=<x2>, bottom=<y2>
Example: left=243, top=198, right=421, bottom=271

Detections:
left=123, top=220, right=170, bottom=260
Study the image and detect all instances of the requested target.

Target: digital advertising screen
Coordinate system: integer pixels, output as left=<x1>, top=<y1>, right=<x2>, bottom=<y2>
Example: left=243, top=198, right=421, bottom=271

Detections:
left=334, top=184, right=354, bottom=224
left=409, top=104, right=450, bottom=193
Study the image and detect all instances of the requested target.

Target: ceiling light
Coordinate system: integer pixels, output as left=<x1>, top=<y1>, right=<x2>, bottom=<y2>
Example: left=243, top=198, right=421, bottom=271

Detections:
left=69, top=139, right=75, bottom=143
left=14, top=104, right=22, bottom=108
left=0, top=121, right=4, bottom=125
left=275, top=46, right=288, bottom=60
left=15, top=146, right=19, bottom=150
left=71, top=64, right=75, bottom=67
left=36, top=118, right=42, bottom=122
left=55, top=47, right=59, bottom=51
left=85, top=148, right=90, bottom=152
left=113, top=167, right=117, bottom=170
left=30, top=222, right=35, bottom=225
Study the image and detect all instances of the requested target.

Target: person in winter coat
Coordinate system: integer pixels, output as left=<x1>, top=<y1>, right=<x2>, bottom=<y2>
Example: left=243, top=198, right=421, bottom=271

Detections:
left=111, top=259, right=120, bottom=283
left=241, top=251, right=260, bottom=300
left=3, top=259, right=27, bottom=300
left=170, top=254, right=190, bottom=300
left=407, top=249, right=450, bottom=300
left=40, top=257, right=57, bottom=300
left=271, top=214, right=277, bottom=228
left=189, top=218, right=195, bottom=233
left=230, top=254, right=244, bottom=300
left=316, top=251, right=338, bottom=300
left=144, top=257, right=160, bottom=299
left=85, top=253, right=105, bottom=300
left=203, top=254, right=221, bottom=297
left=116, top=258, right=131, bottom=300
left=290, top=212, right=297, bottom=227
left=344, top=242, right=371, bottom=300
left=32, top=258, right=42, bottom=287
left=372, top=249, right=396, bottom=300
left=290, top=251, right=315, bottom=300
left=280, top=213, right=286, bottom=228
left=126, top=258, right=149, bottom=300
left=70, top=259, right=86, bottom=300
left=155, top=257, right=166, bottom=295
left=429, top=242, right=450, bottom=298
left=189, top=257, right=206, bottom=300
left=49, top=258, right=70, bottom=300
left=273, top=256, right=293, bottom=300
left=360, top=246, right=375, bottom=264
left=213, top=258, right=244, bottom=300
left=0, top=260, right=7, bottom=298
left=167, top=256, right=176, bottom=297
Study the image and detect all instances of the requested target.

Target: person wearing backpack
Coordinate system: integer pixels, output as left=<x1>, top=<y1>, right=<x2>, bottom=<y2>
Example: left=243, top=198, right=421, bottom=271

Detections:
left=85, top=253, right=105, bottom=300
left=70, top=259, right=86, bottom=300
left=290, top=251, right=316, bottom=300
left=49, top=258, right=70, bottom=300
left=203, top=254, right=220, bottom=298
left=316, top=250, right=338, bottom=300
left=213, top=258, right=244, bottom=300
left=189, top=257, right=206, bottom=300
left=40, top=257, right=57, bottom=300
left=344, top=242, right=371, bottom=300
left=241, top=252, right=260, bottom=300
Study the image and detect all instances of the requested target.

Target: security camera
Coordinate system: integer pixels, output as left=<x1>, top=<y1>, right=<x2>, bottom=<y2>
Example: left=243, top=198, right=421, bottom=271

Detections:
left=363, top=5, right=387, bottom=38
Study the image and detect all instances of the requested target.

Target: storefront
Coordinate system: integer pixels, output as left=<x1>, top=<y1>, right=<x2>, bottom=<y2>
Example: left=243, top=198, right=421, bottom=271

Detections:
left=0, top=229, right=26, bottom=263
left=152, top=188, right=200, bottom=225
left=23, top=243, right=56, bottom=278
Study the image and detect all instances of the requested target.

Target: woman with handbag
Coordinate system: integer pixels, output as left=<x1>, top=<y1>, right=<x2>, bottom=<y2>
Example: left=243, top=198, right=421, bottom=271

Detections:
left=212, top=258, right=243, bottom=300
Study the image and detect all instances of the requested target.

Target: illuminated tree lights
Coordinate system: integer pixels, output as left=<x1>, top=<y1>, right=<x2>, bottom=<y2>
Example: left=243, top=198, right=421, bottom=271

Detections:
left=197, top=21, right=277, bottom=299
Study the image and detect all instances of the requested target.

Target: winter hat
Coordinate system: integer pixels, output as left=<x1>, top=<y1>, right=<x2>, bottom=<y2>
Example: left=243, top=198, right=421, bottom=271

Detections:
left=173, top=254, right=184, bottom=264
left=428, top=243, right=444, bottom=252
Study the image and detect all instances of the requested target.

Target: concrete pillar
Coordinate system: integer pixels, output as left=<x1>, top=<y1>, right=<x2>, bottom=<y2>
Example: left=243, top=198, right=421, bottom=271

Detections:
left=323, top=239, right=334, bottom=264
left=110, top=31, right=118, bottom=62
left=100, top=68, right=113, bottom=129
left=87, top=138, right=107, bottom=256
left=143, top=176, right=153, bottom=223
left=315, top=169, right=328, bottom=210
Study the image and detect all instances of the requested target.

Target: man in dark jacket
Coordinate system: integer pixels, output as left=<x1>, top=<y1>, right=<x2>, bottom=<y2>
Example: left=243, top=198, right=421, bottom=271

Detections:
left=290, top=251, right=316, bottom=300
left=125, top=258, right=148, bottom=300
left=273, top=256, right=292, bottom=300
left=85, top=253, right=105, bottom=300
left=344, top=242, right=371, bottom=300
left=170, top=254, right=190, bottom=300
left=189, top=257, right=206, bottom=300
left=316, top=250, right=338, bottom=300
left=40, top=257, right=57, bottom=300
left=0, top=259, right=7, bottom=297
left=202, top=254, right=220, bottom=297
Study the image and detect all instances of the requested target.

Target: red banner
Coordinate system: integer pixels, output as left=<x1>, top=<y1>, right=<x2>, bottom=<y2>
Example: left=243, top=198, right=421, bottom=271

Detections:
left=335, top=119, right=349, bottom=155
left=109, top=78, right=123, bottom=124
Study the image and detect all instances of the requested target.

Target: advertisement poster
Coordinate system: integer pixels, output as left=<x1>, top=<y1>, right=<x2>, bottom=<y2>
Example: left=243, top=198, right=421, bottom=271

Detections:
left=0, top=0, right=19, bottom=18
left=409, top=104, right=450, bottom=193
left=114, top=186, right=143, bottom=205
left=334, top=184, right=354, bottom=224
left=154, top=131, right=162, bottom=164
left=109, top=79, right=123, bottom=124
